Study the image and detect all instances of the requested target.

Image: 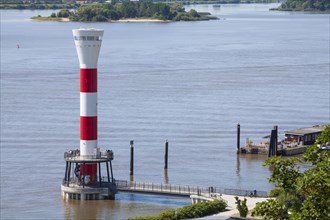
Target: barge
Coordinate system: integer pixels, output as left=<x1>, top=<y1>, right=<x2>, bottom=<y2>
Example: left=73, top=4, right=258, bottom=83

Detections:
left=240, top=125, right=327, bottom=156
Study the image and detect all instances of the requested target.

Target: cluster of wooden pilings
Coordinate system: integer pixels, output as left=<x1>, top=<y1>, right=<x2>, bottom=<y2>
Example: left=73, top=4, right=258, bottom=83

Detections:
left=236, top=124, right=278, bottom=157
left=129, top=140, right=169, bottom=176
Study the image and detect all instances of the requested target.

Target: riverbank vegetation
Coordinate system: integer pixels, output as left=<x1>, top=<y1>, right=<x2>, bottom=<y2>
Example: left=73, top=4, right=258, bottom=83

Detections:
left=1, top=0, right=279, bottom=10
left=0, top=0, right=78, bottom=9
left=32, top=1, right=218, bottom=21
left=271, top=0, right=330, bottom=11
left=128, top=199, right=227, bottom=220
left=252, top=125, right=330, bottom=220
left=155, top=0, right=279, bottom=4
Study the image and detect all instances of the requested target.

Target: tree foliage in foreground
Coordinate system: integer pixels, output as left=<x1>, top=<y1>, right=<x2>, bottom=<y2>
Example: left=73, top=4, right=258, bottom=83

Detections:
left=68, top=1, right=214, bottom=22
left=128, top=199, right=227, bottom=220
left=252, top=125, right=330, bottom=220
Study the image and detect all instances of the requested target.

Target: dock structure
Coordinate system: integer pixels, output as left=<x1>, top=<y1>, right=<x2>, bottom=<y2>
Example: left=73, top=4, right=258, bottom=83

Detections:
left=116, top=180, right=202, bottom=197
left=115, top=180, right=268, bottom=203
left=284, top=125, right=326, bottom=146
left=240, top=125, right=327, bottom=156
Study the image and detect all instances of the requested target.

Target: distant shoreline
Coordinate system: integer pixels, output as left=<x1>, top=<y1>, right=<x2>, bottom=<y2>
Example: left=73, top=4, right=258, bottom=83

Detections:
left=111, top=18, right=170, bottom=23
left=0, top=1, right=280, bottom=10
left=31, top=17, right=169, bottom=23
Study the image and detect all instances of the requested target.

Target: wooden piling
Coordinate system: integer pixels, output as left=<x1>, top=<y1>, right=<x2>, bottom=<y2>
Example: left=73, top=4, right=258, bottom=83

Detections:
left=130, top=140, right=134, bottom=176
left=274, top=125, right=278, bottom=154
left=164, top=140, right=169, bottom=169
left=237, top=123, right=240, bottom=154
left=268, top=129, right=273, bottom=157
left=164, top=169, right=169, bottom=184
left=268, top=128, right=277, bottom=157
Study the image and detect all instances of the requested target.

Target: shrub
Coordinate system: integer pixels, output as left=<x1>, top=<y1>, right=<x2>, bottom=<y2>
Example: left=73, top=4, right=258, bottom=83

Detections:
left=128, top=199, right=227, bottom=220
left=235, top=196, right=248, bottom=217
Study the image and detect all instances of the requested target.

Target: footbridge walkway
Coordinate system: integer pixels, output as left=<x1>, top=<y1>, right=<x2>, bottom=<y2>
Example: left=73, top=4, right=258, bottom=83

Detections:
left=115, top=180, right=268, bottom=198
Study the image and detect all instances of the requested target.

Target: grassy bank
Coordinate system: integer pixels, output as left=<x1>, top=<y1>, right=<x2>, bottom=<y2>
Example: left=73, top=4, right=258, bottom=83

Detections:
left=31, top=16, right=66, bottom=21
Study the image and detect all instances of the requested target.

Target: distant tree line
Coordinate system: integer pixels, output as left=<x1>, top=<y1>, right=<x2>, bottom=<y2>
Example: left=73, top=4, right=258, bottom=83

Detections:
left=0, top=0, right=78, bottom=10
left=153, top=0, right=280, bottom=4
left=276, top=0, right=330, bottom=11
left=1, top=0, right=281, bottom=10
left=67, top=1, right=216, bottom=21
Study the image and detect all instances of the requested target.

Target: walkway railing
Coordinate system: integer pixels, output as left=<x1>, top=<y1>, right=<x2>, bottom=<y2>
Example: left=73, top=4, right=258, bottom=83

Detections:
left=115, top=180, right=268, bottom=198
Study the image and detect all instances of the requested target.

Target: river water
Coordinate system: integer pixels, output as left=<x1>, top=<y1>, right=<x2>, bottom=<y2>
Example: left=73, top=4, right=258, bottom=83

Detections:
left=1, top=3, right=329, bottom=219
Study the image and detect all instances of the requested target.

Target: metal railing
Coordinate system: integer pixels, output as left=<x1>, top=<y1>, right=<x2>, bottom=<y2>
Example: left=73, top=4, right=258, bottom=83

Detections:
left=62, top=176, right=116, bottom=189
left=64, top=149, right=113, bottom=160
left=115, top=180, right=268, bottom=198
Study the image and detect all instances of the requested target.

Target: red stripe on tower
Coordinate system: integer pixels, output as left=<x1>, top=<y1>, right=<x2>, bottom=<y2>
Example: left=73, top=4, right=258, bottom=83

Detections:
left=80, top=69, right=97, bottom=92
left=80, top=116, right=97, bottom=140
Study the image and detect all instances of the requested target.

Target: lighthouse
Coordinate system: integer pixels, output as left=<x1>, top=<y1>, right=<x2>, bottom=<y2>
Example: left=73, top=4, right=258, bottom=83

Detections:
left=75, top=28, right=102, bottom=184
left=61, top=28, right=116, bottom=200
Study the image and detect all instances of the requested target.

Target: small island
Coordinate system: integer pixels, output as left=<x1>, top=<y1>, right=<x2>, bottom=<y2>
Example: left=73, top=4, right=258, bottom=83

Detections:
left=271, top=0, right=330, bottom=12
left=31, top=1, right=218, bottom=22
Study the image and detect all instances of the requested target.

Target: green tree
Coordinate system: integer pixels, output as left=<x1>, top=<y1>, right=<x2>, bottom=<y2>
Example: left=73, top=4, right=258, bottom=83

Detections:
left=188, top=9, right=200, bottom=18
left=65, top=1, right=216, bottom=22
left=252, top=125, right=330, bottom=220
left=57, top=8, right=71, bottom=18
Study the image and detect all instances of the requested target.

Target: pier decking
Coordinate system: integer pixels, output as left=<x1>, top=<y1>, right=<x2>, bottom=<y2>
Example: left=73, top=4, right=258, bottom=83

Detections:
left=115, top=180, right=268, bottom=198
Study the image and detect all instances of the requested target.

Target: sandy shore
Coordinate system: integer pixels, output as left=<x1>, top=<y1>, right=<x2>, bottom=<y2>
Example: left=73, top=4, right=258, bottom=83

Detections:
left=112, top=18, right=170, bottom=23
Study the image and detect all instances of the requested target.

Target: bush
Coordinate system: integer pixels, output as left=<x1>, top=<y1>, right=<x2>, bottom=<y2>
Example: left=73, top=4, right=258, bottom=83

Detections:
left=128, top=199, right=227, bottom=220
left=235, top=196, right=248, bottom=217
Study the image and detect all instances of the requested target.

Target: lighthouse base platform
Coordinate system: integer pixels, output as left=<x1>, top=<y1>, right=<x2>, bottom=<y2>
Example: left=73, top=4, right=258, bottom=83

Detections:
left=62, top=149, right=116, bottom=200
left=61, top=183, right=117, bottom=200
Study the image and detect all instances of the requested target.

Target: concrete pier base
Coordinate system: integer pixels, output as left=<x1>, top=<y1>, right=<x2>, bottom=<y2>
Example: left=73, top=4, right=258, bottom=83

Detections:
left=190, top=193, right=222, bottom=204
left=61, top=184, right=116, bottom=201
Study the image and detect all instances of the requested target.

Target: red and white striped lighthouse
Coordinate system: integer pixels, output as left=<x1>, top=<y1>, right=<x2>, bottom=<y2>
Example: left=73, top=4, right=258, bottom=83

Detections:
left=73, top=28, right=104, bottom=184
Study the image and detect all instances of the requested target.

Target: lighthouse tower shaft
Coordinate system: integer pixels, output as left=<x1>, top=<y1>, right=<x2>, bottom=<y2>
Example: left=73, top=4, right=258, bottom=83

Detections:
left=73, top=28, right=104, bottom=184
